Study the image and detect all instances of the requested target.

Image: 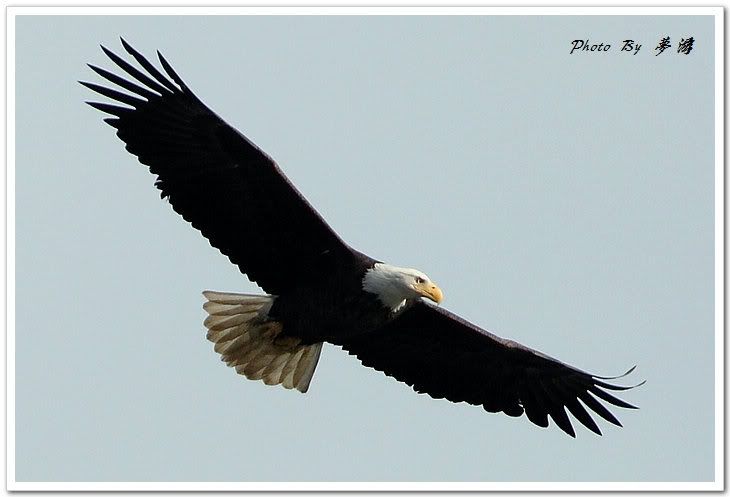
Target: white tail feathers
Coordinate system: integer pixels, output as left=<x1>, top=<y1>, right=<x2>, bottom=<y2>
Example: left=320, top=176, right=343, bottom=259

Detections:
left=202, top=291, right=323, bottom=393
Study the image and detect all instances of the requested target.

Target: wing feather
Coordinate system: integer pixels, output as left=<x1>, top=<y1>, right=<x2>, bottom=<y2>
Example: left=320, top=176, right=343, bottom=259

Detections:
left=87, top=64, right=160, bottom=99
left=99, top=44, right=172, bottom=96
left=341, top=302, right=642, bottom=437
left=83, top=40, right=363, bottom=293
left=119, top=38, right=179, bottom=93
left=577, top=391, right=623, bottom=426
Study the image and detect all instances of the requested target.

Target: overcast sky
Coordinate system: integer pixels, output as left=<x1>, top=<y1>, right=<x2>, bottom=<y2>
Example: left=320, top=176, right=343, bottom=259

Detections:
left=14, top=12, right=716, bottom=486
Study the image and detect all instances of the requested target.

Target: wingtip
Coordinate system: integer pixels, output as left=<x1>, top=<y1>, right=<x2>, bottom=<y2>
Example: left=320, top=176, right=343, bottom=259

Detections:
left=627, top=378, right=647, bottom=391
left=619, top=394, right=642, bottom=410
left=120, top=36, right=133, bottom=52
left=592, top=365, right=646, bottom=392
left=593, top=365, right=637, bottom=381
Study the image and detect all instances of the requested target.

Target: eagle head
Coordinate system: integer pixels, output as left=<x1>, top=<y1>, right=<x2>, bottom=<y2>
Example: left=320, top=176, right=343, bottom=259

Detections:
left=362, top=263, right=443, bottom=311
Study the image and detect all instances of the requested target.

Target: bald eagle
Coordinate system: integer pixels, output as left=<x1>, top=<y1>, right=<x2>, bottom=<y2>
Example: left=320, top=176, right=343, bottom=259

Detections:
left=82, top=39, right=642, bottom=437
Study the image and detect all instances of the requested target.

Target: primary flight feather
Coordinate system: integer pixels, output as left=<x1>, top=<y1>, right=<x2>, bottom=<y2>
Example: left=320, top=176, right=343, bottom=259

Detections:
left=82, top=39, right=642, bottom=437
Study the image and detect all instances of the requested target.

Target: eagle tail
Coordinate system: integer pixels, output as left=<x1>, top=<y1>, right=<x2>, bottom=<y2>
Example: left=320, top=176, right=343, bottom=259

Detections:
left=202, top=291, right=323, bottom=393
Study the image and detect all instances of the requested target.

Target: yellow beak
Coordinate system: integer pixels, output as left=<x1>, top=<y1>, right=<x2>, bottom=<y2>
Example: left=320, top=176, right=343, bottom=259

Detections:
left=417, top=282, right=443, bottom=304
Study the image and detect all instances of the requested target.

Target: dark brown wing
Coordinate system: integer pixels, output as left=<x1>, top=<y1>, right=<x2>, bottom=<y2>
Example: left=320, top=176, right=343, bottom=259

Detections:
left=341, top=302, right=642, bottom=437
left=81, top=39, right=362, bottom=294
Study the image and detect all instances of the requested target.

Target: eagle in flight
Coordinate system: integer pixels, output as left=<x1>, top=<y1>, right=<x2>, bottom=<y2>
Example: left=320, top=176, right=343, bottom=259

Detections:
left=82, top=39, right=642, bottom=437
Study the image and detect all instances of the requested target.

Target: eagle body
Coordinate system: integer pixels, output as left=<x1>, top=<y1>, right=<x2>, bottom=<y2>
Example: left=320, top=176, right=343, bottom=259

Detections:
left=269, top=263, right=390, bottom=345
left=83, top=39, right=643, bottom=437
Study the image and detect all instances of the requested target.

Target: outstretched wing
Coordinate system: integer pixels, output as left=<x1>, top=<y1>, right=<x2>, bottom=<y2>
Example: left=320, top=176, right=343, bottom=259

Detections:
left=81, top=39, right=360, bottom=294
left=341, top=302, right=642, bottom=437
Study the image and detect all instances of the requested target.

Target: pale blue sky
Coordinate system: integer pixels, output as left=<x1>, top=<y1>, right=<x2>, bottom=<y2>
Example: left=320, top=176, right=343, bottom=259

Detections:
left=15, top=13, right=716, bottom=483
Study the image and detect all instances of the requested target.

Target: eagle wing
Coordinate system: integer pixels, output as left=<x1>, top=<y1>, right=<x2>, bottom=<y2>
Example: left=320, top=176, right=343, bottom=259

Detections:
left=81, top=39, right=360, bottom=295
left=341, top=302, right=642, bottom=437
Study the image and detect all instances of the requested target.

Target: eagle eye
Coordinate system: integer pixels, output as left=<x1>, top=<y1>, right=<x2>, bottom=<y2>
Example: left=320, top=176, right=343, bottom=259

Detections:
left=415, top=277, right=425, bottom=284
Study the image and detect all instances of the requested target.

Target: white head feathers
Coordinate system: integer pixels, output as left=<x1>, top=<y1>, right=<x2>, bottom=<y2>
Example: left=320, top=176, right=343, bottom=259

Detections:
left=362, top=263, right=443, bottom=312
